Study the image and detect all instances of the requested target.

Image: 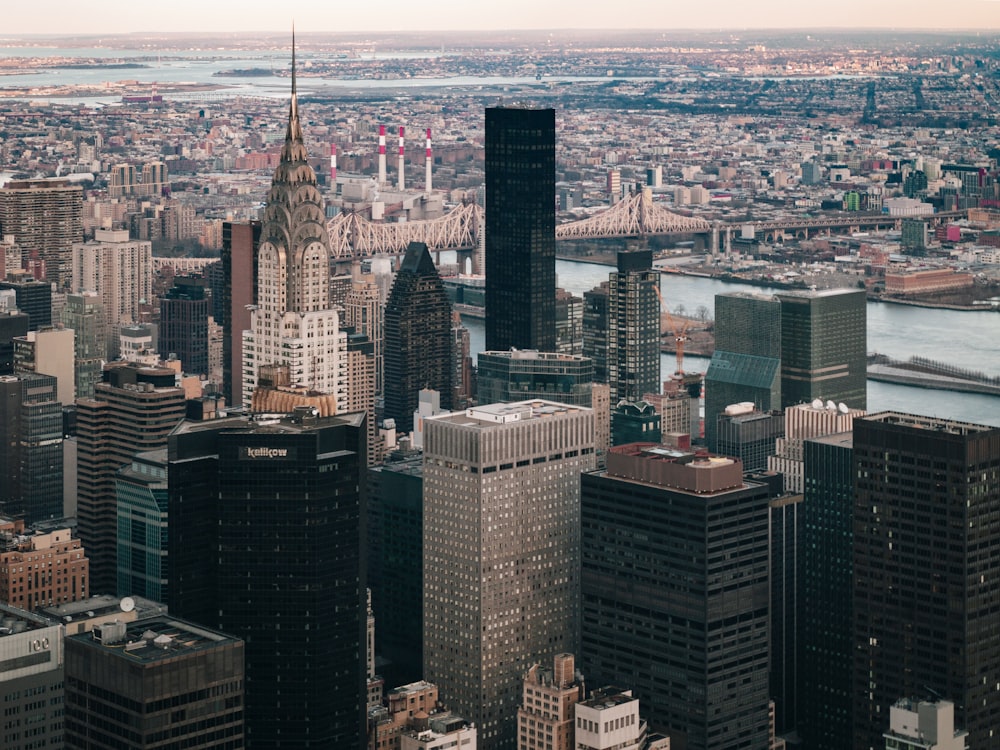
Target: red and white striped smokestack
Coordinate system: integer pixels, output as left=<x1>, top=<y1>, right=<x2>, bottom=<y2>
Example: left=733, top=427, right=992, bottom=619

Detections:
left=397, top=126, right=405, bottom=191
left=425, top=128, right=433, bottom=193
left=330, top=144, right=337, bottom=186
left=378, top=124, right=387, bottom=185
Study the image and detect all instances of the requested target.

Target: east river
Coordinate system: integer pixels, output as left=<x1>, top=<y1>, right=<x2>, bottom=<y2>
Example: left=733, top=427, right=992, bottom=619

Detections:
left=462, top=259, right=1000, bottom=427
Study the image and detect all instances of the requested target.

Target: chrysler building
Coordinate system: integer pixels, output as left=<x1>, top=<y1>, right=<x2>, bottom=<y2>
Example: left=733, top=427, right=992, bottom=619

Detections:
left=242, top=38, right=347, bottom=411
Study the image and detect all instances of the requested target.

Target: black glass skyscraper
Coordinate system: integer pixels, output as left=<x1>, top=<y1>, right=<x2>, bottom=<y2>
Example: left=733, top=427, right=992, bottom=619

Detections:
left=160, top=276, right=209, bottom=377
left=852, top=413, right=1000, bottom=750
left=168, top=410, right=367, bottom=749
left=485, top=107, right=556, bottom=352
left=383, top=241, right=453, bottom=432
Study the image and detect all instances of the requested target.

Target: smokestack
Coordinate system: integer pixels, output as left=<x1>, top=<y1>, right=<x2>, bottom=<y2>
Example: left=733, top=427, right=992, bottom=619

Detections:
left=425, top=128, right=433, bottom=193
left=330, top=144, right=337, bottom=188
left=398, top=126, right=405, bottom=191
left=378, top=124, right=387, bottom=185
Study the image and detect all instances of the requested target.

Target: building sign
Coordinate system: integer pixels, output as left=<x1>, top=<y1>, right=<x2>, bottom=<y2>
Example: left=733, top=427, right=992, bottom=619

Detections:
left=239, top=446, right=296, bottom=461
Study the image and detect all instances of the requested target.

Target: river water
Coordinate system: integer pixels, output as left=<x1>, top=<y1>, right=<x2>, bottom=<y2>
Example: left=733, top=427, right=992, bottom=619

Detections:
left=462, top=259, right=1000, bottom=427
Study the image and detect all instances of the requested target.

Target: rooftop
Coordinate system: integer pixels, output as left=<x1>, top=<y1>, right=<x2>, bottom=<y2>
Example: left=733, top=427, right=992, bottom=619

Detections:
left=0, top=603, right=55, bottom=636
left=431, top=399, right=589, bottom=428
left=864, top=411, right=997, bottom=435
left=67, top=617, right=239, bottom=664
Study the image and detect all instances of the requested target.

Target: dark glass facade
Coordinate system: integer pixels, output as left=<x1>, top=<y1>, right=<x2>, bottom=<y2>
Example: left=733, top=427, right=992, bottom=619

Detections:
left=0, top=279, right=51, bottom=330
left=800, top=432, right=854, bottom=750
left=65, top=617, right=245, bottom=749
left=769, top=492, right=802, bottom=738
left=0, top=373, right=64, bottom=523
left=485, top=107, right=556, bottom=352
left=168, top=412, right=367, bottom=749
left=220, top=221, right=260, bottom=408
left=715, top=410, right=784, bottom=471
left=367, top=452, right=424, bottom=688
left=777, top=289, right=866, bottom=411
left=582, top=282, right=610, bottom=385
left=160, top=276, right=210, bottom=378
left=581, top=448, right=771, bottom=750
left=705, top=293, right=782, bottom=452
left=852, top=413, right=1000, bottom=750
left=383, top=242, right=453, bottom=432
left=477, top=350, right=593, bottom=407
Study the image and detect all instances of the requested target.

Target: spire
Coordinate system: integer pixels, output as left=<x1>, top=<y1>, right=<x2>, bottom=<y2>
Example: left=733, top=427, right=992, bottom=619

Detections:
left=284, top=26, right=304, bottom=148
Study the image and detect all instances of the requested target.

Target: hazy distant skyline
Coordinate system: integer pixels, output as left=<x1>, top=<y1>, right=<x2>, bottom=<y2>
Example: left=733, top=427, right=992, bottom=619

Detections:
left=3, top=0, right=1000, bottom=36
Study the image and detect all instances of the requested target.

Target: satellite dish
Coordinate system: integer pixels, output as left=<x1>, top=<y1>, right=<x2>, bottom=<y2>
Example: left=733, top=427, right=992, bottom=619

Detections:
left=811, top=398, right=823, bottom=409
left=120, top=597, right=136, bottom=613
left=825, top=400, right=836, bottom=411
left=838, top=402, right=849, bottom=414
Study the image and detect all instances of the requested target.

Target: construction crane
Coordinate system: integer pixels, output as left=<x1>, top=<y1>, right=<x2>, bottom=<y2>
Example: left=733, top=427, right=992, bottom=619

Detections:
left=654, top=285, right=692, bottom=375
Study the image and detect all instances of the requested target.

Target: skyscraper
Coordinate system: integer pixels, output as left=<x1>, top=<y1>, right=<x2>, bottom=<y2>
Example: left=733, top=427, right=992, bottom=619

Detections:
left=485, top=107, right=556, bottom=352
left=115, top=449, right=169, bottom=601
left=64, top=616, right=245, bottom=749
left=777, top=288, right=866, bottom=410
left=160, top=276, right=209, bottom=377
left=220, top=220, right=259, bottom=407
left=0, top=178, right=82, bottom=288
left=242, top=45, right=346, bottom=411
left=607, top=250, right=660, bottom=404
left=704, top=292, right=781, bottom=452
left=76, top=363, right=185, bottom=593
left=581, top=444, right=771, bottom=750
left=62, top=292, right=106, bottom=400
left=71, top=228, right=152, bottom=359
left=383, top=241, right=453, bottom=432
left=168, top=409, right=367, bottom=748
left=423, top=401, right=595, bottom=750
left=852, top=413, right=1000, bottom=750
left=0, top=275, right=52, bottom=330
left=0, top=373, right=64, bottom=523
left=800, top=431, right=854, bottom=750
left=477, top=349, right=594, bottom=407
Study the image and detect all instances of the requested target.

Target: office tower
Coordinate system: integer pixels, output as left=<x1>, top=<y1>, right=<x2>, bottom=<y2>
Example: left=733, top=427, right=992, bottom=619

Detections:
left=221, top=220, right=260, bottom=407
left=582, top=282, right=610, bottom=385
left=517, top=653, right=584, bottom=750
left=800, top=431, right=854, bottom=750
left=451, top=312, right=474, bottom=410
left=853, top=413, right=1000, bottom=750
left=591, top=383, right=611, bottom=465
left=610, top=400, right=660, bottom=446
left=0, top=603, right=65, bottom=750
left=769, top=399, right=865, bottom=493
left=242, top=52, right=346, bottom=412
left=77, top=363, right=186, bottom=594
left=0, top=234, right=20, bottom=279
left=477, top=350, right=593, bottom=407
left=168, top=409, right=367, bottom=748
left=777, top=289, right=866, bottom=410
left=63, top=292, right=106, bottom=400
left=768, top=489, right=802, bottom=741
left=883, top=700, right=967, bottom=750
left=581, top=444, right=771, bottom=750
left=0, top=178, right=82, bottom=288
left=119, top=323, right=158, bottom=364
left=0, top=519, right=88, bottom=607
left=0, top=373, right=64, bottom=523
left=705, top=292, right=781, bottom=451
left=13, top=326, right=75, bottom=404
left=555, top=288, right=583, bottom=357
left=344, top=328, right=379, bottom=466
left=607, top=250, right=660, bottom=404
left=384, top=242, right=453, bottom=432
left=644, top=386, right=692, bottom=442
left=0, top=275, right=52, bottom=329
left=345, top=279, right=385, bottom=396
left=71, top=228, right=153, bottom=359
left=115, top=449, right=168, bottom=601
left=715, top=405, right=784, bottom=471
left=0, top=307, right=30, bottom=374
left=64, top=617, right=245, bottom=749
left=160, top=276, right=209, bottom=377
left=485, top=107, right=556, bottom=352
left=369, top=451, right=425, bottom=688
left=423, top=401, right=595, bottom=750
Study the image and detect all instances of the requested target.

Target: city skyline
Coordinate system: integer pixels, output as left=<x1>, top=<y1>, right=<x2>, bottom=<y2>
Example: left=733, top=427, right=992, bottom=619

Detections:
left=4, top=1, right=1000, bottom=36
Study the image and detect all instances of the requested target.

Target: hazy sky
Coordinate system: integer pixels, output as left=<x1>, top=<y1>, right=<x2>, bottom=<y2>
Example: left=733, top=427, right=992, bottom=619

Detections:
left=3, top=0, right=1000, bottom=35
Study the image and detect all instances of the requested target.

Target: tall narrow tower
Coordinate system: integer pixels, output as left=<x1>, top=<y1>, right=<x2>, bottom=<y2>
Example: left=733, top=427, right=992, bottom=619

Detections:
left=485, top=107, right=556, bottom=352
left=242, top=37, right=346, bottom=411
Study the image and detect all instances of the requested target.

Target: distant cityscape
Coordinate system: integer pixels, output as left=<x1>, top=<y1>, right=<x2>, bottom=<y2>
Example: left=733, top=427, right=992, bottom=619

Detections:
left=0, top=28, right=998, bottom=750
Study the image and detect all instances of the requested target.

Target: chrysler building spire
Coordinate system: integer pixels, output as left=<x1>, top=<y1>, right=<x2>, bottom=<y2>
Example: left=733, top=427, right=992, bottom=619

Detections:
left=242, top=35, right=346, bottom=411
